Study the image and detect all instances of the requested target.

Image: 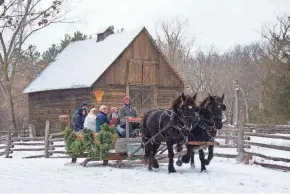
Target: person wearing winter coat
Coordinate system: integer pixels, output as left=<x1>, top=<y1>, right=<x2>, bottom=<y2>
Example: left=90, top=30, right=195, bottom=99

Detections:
left=84, top=108, right=97, bottom=132
left=108, top=106, right=119, bottom=127
left=96, top=105, right=110, bottom=132
left=71, top=102, right=88, bottom=130
left=117, top=96, right=139, bottom=137
left=74, top=108, right=87, bottom=132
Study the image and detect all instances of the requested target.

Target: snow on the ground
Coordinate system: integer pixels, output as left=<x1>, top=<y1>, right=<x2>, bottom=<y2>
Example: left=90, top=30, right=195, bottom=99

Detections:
left=1, top=135, right=290, bottom=193
left=0, top=157, right=290, bottom=193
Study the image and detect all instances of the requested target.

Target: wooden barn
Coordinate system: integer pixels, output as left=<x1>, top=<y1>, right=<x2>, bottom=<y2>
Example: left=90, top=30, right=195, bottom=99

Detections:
left=23, top=26, right=187, bottom=136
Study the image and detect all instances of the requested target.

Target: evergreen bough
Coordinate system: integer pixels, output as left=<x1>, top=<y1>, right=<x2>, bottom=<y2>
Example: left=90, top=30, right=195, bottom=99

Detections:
left=63, top=124, right=117, bottom=160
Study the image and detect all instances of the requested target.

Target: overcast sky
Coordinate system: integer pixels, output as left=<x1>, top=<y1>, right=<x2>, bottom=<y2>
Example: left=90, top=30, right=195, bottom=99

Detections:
left=27, top=0, right=290, bottom=54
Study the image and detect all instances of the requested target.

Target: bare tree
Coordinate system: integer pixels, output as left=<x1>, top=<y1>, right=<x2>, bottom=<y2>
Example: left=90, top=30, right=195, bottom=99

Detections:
left=155, top=17, right=197, bottom=92
left=0, top=0, right=75, bottom=133
left=256, top=15, right=290, bottom=123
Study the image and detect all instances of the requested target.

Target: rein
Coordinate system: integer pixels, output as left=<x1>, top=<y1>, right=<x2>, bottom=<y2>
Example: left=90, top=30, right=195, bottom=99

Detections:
left=153, top=108, right=186, bottom=124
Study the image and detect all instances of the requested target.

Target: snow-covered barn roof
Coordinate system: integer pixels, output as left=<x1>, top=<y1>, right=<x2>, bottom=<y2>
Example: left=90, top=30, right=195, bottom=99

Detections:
left=23, top=27, right=187, bottom=94
left=23, top=28, right=143, bottom=93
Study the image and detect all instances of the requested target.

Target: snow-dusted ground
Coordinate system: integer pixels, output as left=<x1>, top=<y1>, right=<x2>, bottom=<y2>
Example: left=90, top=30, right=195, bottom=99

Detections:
left=1, top=133, right=290, bottom=193
left=1, top=157, right=290, bottom=193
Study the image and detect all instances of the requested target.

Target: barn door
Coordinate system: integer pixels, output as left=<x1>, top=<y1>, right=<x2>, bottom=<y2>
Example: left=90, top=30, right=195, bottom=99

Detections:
left=129, top=87, right=142, bottom=114
left=127, top=60, right=158, bottom=115
left=143, top=61, right=157, bottom=85
left=141, top=86, right=154, bottom=114
left=128, top=59, right=157, bottom=85
left=128, top=59, right=142, bottom=85
left=129, top=86, right=154, bottom=116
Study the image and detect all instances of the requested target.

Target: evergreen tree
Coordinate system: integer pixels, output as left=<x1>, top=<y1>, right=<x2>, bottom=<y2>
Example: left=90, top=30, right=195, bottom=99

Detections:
left=42, top=31, right=89, bottom=63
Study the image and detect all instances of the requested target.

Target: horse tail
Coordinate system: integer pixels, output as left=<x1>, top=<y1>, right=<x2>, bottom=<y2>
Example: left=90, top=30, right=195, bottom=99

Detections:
left=141, top=109, right=157, bottom=148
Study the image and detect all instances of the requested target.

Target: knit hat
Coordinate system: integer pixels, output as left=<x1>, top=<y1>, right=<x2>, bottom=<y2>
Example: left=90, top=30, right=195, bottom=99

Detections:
left=124, top=96, right=131, bottom=102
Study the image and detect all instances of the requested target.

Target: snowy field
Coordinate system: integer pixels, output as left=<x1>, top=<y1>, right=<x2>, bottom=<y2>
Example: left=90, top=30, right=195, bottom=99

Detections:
left=1, top=157, right=290, bottom=193
left=1, top=134, right=290, bottom=193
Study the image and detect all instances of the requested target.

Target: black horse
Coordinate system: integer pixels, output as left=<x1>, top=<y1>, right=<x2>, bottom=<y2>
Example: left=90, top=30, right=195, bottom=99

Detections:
left=178, top=93, right=226, bottom=172
left=142, top=93, right=199, bottom=173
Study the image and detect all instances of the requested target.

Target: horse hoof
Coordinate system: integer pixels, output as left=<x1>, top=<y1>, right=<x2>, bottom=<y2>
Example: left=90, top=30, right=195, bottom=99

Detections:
left=201, top=168, right=207, bottom=172
left=168, top=167, right=177, bottom=173
left=176, top=160, right=182, bottom=167
left=169, top=169, right=177, bottom=174
left=152, top=159, right=159, bottom=169
left=180, top=155, right=190, bottom=164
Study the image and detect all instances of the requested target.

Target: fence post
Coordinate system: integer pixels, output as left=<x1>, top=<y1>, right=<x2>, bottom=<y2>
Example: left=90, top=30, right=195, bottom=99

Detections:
left=125, top=116, right=129, bottom=143
left=5, top=132, right=11, bottom=158
left=44, top=120, right=50, bottom=158
left=233, top=80, right=240, bottom=128
left=237, top=111, right=245, bottom=163
left=28, top=124, right=36, bottom=138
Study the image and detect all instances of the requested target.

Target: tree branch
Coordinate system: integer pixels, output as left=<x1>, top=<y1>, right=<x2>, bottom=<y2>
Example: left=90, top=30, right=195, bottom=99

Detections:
left=7, top=0, right=33, bottom=56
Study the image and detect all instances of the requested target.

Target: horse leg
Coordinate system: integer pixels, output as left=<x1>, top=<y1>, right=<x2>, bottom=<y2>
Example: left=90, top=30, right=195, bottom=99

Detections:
left=166, top=141, right=176, bottom=173
left=144, top=142, right=153, bottom=171
left=205, top=145, right=214, bottom=165
left=180, top=144, right=192, bottom=164
left=152, top=142, right=160, bottom=169
left=198, top=149, right=207, bottom=172
left=190, top=150, right=195, bottom=169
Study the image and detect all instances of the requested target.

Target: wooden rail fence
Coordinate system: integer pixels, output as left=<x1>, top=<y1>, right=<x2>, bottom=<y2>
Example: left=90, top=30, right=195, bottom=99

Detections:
left=0, top=118, right=249, bottom=160
left=1, top=117, right=290, bottom=172
left=0, top=121, right=67, bottom=159
left=242, top=122, right=290, bottom=171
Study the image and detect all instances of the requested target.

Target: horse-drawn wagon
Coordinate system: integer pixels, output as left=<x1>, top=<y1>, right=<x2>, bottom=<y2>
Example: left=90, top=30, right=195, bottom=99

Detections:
left=64, top=116, right=218, bottom=168
left=63, top=93, right=226, bottom=173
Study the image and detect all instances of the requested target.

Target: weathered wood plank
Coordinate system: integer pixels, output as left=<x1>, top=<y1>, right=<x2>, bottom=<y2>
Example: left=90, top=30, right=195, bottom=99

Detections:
left=246, top=151, right=290, bottom=163
left=12, top=148, right=45, bottom=151
left=254, top=161, right=290, bottom=171
left=12, top=137, right=45, bottom=141
left=12, top=142, right=44, bottom=146
left=246, top=141, right=290, bottom=151
left=245, top=123, right=290, bottom=129
left=216, top=135, right=250, bottom=141
left=49, top=132, right=63, bottom=137
left=244, top=132, right=290, bottom=140
left=50, top=138, right=64, bottom=142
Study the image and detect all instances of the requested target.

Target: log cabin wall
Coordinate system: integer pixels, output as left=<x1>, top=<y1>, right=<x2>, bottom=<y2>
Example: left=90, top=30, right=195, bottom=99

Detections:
left=28, top=88, right=93, bottom=136
left=157, top=87, right=184, bottom=109
left=91, top=85, right=126, bottom=113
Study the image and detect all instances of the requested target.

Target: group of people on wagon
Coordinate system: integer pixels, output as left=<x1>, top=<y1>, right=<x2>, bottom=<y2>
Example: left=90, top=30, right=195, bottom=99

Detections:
left=71, top=96, right=140, bottom=137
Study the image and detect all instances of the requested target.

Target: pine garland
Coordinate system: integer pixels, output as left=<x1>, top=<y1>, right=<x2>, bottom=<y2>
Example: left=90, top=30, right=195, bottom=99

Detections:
left=63, top=124, right=117, bottom=160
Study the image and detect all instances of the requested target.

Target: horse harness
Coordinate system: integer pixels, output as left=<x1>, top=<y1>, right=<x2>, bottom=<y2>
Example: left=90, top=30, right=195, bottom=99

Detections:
left=145, top=108, right=214, bottom=145
left=132, top=109, right=216, bottom=157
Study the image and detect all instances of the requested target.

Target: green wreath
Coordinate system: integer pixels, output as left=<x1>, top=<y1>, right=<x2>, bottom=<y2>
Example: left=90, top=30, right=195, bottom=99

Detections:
left=63, top=123, right=118, bottom=160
